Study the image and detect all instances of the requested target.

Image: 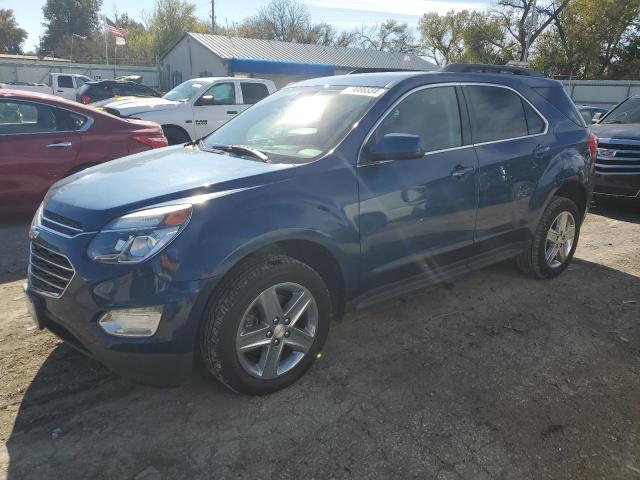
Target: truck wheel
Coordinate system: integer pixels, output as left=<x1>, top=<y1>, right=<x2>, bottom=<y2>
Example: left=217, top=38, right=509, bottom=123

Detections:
left=516, top=196, right=581, bottom=279
left=162, top=125, right=190, bottom=145
left=200, top=254, right=332, bottom=395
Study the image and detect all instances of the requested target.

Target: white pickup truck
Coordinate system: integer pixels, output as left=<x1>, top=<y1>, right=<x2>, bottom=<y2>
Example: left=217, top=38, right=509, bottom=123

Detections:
left=102, top=77, right=277, bottom=144
left=0, top=73, right=93, bottom=101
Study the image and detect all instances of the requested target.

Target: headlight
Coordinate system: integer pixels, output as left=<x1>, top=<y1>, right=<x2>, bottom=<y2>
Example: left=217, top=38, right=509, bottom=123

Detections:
left=87, top=204, right=192, bottom=264
left=31, top=203, right=43, bottom=231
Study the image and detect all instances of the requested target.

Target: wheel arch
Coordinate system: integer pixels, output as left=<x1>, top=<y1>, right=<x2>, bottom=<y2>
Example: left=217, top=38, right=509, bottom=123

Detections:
left=552, top=180, right=589, bottom=221
left=161, top=124, right=191, bottom=143
left=198, top=233, right=350, bottom=330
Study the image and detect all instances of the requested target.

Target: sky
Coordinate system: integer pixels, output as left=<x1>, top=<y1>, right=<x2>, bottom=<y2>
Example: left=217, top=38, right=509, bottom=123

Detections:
left=6, top=0, right=490, bottom=52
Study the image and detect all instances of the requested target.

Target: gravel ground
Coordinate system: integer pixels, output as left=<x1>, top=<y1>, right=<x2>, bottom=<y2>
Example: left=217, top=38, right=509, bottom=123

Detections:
left=1, top=199, right=639, bottom=480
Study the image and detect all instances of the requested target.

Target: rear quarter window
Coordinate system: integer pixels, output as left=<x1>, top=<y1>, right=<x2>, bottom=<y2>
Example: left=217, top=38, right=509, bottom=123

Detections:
left=533, top=86, right=585, bottom=127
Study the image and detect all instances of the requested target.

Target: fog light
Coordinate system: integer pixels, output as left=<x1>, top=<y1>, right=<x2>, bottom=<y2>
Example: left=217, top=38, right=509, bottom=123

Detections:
left=98, top=306, right=163, bottom=337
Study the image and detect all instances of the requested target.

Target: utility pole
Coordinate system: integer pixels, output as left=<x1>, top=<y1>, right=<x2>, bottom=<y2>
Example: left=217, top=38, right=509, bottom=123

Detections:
left=523, top=0, right=538, bottom=63
left=211, top=0, right=215, bottom=34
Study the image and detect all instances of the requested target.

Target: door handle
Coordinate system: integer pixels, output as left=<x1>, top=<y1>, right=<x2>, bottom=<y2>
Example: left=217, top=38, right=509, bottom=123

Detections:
left=57, top=90, right=64, bottom=92
left=226, top=110, right=238, bottom=114
left=451, top=165, right=474, bottom=179
left=533, top=145, right=551, bottom=158
left=46, top=141, right=72, bottom=148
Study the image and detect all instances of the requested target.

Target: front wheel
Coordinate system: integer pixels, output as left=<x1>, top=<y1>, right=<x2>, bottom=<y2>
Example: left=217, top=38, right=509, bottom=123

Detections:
left=516, top=196, right=581, bottom=279
left=199, top=254, right=332, bottom=395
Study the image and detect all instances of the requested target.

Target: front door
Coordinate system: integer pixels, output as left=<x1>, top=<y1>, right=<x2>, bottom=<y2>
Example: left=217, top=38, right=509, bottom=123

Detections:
left=358, top=85, right=478, bottom=293
left=193, top=82, right=239, bottom=138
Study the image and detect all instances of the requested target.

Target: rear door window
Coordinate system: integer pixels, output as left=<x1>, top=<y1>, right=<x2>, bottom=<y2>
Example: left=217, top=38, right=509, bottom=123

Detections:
left=371, top=86, right=462, bottom=153
left=241, top=82, right=270, bottom=104
left=464, top=86, right=532, bottom=143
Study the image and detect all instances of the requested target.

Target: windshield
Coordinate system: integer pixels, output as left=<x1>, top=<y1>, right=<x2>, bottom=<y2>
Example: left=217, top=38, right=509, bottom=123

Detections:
left=602, top=97, right=640, bottom=124
left=163, top=80, right=210, bottom=102
left=202, top=85, right=384, bottom=163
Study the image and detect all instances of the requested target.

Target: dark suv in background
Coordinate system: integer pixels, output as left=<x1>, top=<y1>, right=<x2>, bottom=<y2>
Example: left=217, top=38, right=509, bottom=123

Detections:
left=26, top=66, right=595, bottom=394
left=591, top=94, right=640, bottom=199
left=77, top=80, right=160, bottom=105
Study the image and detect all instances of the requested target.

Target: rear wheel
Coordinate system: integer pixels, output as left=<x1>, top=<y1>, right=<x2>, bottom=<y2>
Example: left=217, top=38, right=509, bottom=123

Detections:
left=516, top=196, right=581, bottom=279
left=162, top=125, right=190, bottom=145
left=199, top=254, right=332, bottom=395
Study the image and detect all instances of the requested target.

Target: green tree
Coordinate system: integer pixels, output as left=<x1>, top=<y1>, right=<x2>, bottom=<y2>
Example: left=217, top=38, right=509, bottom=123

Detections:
left=147, top=0, right=209, bottom=58
left=0, top=9, right=27, bottom=54
left=532, top=0, right=640, bottom=78
left=419, top=10, right=509, bottom=65
left=39, top=0, right=102, bottom=55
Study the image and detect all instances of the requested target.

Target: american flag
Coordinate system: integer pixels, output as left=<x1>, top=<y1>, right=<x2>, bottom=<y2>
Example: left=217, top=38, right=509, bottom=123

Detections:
left=105, top=17, right=128, bottom=37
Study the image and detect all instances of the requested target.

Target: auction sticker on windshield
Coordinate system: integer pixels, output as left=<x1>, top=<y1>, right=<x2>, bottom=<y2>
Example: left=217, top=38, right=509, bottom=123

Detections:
left=340, top=86, right=386, bottom=97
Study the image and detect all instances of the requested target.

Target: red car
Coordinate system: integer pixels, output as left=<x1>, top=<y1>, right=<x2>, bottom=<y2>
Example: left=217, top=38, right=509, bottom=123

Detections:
left=0, top=89, right=168, bottom=215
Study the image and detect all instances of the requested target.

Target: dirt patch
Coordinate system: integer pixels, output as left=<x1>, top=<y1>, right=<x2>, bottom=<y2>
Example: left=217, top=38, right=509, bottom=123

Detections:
left=1, top=199, right=639, bottom=479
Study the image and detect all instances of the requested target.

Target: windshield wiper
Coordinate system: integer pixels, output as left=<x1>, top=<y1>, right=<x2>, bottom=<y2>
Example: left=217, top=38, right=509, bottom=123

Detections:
left=202, top=143, right=270, bottom=162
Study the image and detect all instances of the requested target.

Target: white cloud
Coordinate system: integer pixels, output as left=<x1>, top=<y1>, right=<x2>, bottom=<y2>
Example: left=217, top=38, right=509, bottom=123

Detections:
left=309, top=0, right=489, bottom=17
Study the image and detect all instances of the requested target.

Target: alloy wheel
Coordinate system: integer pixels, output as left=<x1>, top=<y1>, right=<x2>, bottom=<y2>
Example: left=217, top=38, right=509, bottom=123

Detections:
left=545, top=211, right=576, bottom=268
left=235, top=282, right=318, bottom=379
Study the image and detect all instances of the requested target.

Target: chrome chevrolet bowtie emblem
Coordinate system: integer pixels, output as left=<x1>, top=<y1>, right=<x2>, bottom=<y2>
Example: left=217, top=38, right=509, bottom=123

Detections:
left=597, top=148, right=616, bottom=159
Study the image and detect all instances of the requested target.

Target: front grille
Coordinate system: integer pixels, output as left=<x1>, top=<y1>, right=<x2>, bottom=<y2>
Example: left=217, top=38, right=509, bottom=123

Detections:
left=29, top=242, right=75, bottom=297
left=41, top=210, right=83, bottom=237
left=595, top=138, right=640, bottom=175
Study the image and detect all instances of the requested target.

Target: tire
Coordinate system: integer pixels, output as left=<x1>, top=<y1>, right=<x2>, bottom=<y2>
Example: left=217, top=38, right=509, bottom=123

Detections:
left=199, top=254, right=332, bottom=395
left=162, top=125, right=190, bottom=145
left=516, top=196, right=581, bottom=279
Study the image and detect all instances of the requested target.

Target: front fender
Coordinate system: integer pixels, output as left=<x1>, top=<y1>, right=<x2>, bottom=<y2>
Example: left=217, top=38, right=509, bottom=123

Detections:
left=173, top=158, right=361, bottom=297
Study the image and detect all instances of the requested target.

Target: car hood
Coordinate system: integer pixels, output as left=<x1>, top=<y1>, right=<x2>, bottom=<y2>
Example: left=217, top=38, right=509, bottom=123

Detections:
left=104, top=97, right=181, bottom=116
left=44, top=145, right=296, bottom=231
left=590, top=123, right=640, bottom=141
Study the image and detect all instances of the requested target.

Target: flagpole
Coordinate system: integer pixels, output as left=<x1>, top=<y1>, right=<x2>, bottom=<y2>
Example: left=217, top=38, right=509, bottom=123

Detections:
left=103, top=18, right=109, bottom=65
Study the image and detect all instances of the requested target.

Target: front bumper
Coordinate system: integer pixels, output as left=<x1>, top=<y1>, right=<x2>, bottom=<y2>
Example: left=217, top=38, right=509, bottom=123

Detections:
left=593, top=173, right=640, bottom=198
left=26, top=226, right=217, bottom=386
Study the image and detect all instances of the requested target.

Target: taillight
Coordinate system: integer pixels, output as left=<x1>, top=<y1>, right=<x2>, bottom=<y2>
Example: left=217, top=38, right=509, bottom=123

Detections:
left=81, top=95, right=91, bottom=105
left=588, top=133, right=598, bottom=161
left=132, top=134, right=169, bottom=149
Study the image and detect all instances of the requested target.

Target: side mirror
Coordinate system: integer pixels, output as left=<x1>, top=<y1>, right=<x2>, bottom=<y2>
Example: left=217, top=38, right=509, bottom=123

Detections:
left=365, top=133, right=425, bottom=162
left=592, top=112, right=603, bottom=124
left=195, top=94, right=215, bottom=106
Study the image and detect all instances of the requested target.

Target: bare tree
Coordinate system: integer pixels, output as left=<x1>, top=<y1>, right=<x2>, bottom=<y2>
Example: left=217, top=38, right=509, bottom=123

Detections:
left=493, top=0, right=571, bottom=61
left=354, top=20, right=419, bottom=53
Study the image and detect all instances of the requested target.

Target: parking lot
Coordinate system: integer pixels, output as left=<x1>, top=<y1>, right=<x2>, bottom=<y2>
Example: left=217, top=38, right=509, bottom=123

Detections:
left=0, top=199, right=638, bottom=480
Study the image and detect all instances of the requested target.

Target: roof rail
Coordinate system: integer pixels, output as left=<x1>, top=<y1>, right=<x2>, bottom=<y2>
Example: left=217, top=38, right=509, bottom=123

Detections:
left=347, top=67, right=420, bottom=74
left=442, top=63, right=544, bottom=77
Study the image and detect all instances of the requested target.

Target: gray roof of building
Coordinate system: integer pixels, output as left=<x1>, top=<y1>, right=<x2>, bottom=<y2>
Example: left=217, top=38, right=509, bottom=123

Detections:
left=177, top=33, right=435, bottom=71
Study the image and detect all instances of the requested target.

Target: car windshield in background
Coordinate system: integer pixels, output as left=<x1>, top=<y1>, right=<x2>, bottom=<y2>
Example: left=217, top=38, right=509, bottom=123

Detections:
left=163, top=80, right=209, bottom=102
left=602, top=97, right=640, bottom=124
left=202, top=85, right=385, bottom=163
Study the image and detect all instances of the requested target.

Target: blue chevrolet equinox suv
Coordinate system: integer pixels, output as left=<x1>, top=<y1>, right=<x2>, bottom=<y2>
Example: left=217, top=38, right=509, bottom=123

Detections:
left=26, top=66, right=596, bottom=394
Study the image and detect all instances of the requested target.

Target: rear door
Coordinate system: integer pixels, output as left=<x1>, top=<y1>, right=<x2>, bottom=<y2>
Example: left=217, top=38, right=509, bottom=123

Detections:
left=192, top=81, right=238, bottom=138
left=358, top=85, right=478, bottom=292
left=462, top=84, right=549, bottom=265
left=238, top=81, right=271, bottom=113
left=0, top=100, right=84, bottom=213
